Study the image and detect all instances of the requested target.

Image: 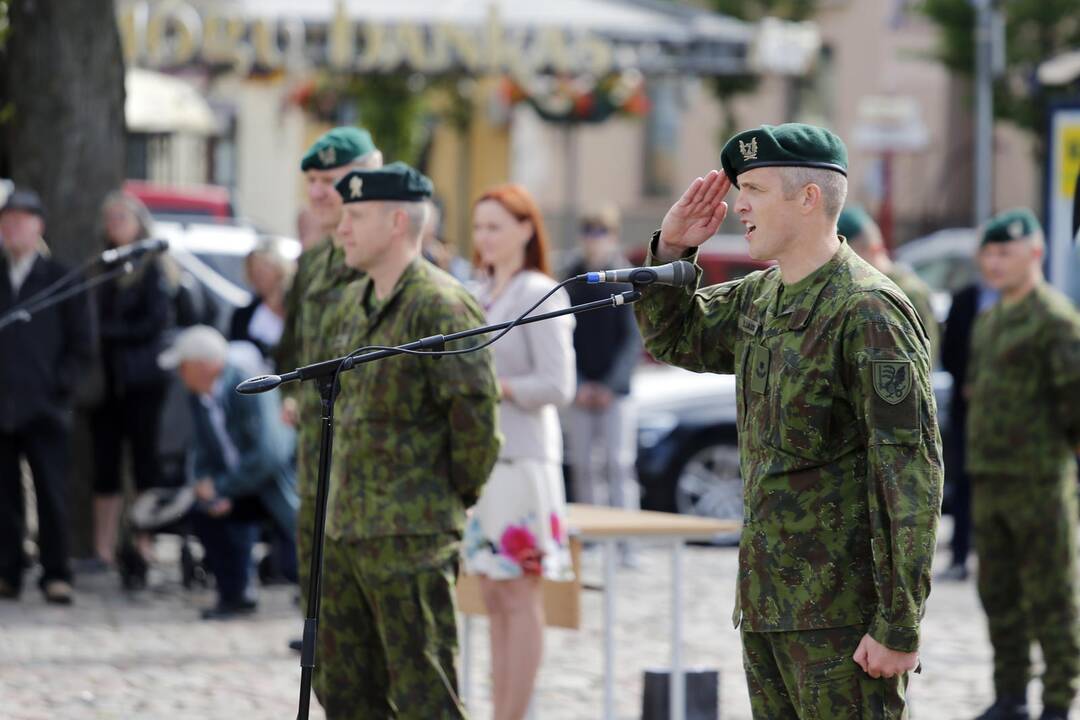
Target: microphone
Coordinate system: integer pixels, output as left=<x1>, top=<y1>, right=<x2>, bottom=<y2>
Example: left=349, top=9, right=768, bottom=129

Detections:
left=236, top=374, right=283, bottom=395
left=101, top=238, right=169, bottom=266
left=584, top=260, right=695, bottom=287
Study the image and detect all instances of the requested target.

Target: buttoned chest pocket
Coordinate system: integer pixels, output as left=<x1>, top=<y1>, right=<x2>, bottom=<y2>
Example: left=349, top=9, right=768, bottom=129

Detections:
left=766, top=347, right=836, bottom=460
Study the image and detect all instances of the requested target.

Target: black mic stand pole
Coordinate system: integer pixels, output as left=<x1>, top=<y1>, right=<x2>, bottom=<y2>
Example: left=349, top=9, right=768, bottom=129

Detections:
left=236, top=287, right=645, bottom=720
left=0, top=260, right=138, bottom=331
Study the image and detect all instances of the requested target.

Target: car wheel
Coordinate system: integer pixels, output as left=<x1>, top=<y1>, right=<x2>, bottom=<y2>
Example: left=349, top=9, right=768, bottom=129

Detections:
left=674, top=441, right=743, bottom=545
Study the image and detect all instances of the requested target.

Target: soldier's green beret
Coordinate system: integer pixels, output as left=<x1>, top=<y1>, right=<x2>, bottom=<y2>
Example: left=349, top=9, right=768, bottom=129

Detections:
left=981, top=208, right=1042, bottom=246
left=300, top=127, right=376, bottom=171
left=720, top=123, right=848, bottom=188
left=837, top=205, right=874, bottom=242
left=335, top=162, right=433, bottom=204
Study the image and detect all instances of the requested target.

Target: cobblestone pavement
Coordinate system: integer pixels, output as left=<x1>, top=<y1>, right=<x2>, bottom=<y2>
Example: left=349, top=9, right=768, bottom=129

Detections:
left=0, top=519, right=1064, bottom=719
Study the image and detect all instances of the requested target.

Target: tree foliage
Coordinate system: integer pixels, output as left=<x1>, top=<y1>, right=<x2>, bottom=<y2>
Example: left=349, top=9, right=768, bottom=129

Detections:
left=921, top=0, right=1080, bottom=135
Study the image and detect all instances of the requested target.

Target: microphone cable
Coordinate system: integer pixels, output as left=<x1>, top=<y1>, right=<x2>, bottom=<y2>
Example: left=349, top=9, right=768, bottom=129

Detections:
left=329, top=274, right=583, bottom=397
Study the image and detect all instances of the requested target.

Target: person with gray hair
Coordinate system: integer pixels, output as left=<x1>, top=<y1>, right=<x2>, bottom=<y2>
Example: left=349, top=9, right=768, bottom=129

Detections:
left=159, top=325, right=298, bottom=620
left=228, top=237, right=296, bottom=366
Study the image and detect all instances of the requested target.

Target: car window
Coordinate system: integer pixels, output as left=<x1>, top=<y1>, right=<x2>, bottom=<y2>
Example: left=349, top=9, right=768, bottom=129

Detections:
left=194, top=251, right=249, bottom=291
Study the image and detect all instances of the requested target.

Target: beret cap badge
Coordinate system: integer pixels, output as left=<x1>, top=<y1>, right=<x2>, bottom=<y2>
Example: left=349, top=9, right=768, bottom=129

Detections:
left=349, top=176, right=364, bottom=199
left=317, top=146, right=336, bottom=166
left=740, top=137, right=759, bottom=161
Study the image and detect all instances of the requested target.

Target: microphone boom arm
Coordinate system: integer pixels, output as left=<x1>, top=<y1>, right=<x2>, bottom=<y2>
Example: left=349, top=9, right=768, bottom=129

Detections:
left=237, top=287, right=643, bottom=394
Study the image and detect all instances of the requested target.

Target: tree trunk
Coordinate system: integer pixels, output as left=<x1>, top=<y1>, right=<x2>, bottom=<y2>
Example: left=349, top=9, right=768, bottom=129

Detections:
left=2, top=0, right=125, bottom=265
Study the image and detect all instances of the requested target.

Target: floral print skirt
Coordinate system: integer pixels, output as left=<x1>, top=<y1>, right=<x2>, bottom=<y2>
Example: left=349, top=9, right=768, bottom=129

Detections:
left=462, top=458, right=574, bottom=581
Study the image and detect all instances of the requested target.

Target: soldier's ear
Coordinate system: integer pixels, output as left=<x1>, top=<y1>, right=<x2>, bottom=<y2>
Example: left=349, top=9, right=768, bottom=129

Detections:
left=800, top=183, right=821, bottom=216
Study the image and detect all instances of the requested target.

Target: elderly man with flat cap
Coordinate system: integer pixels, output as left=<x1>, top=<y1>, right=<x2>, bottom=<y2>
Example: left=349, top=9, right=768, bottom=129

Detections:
left=634, top=124, right=942, bottom=717
left=275, top=127, right=381, bottom=648
left=313, top=162, right=500, bottom=719
left=966, top=209, right=1080, bottom=720
left=0, top=188, right=92, bottom=605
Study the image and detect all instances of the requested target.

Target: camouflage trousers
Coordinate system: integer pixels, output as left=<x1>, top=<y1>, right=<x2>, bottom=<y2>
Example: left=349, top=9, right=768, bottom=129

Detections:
left=972, top=472, right=1080, bottom=708
left=741, top=626, right=908, bottom=719
left=315, top=533, right=466, bottom=720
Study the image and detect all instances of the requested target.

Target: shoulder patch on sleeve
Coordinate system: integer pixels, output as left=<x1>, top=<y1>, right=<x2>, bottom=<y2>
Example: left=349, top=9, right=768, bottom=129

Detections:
left=872, top=360, right=913, bottom=405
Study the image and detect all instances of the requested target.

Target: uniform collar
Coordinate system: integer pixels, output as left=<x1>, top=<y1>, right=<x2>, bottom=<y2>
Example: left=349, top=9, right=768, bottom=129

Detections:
left=356, top=256, right=424, bottom=329
left=775, top=241, right=850, bottom=330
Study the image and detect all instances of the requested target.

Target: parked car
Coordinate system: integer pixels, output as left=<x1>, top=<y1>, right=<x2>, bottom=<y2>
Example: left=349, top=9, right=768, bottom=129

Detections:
left=155, top=219, right=300, bottom=330
left=125, top=180, right=235, bottom=221
left=633, top=361, right=954, bottom=544
left=894, top=228, right=979, bottom=323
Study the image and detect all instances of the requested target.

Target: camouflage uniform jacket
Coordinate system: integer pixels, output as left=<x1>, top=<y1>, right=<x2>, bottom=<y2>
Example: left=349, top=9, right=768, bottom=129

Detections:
left=886, top=264, right=940, bottom=365
left=326, top=258, right=501, bottom=541
left=636, top=235, right=942, bottom=653
left=275, top=236, right=365, bottom=498
left=967, top=281, right=1080, bottom=478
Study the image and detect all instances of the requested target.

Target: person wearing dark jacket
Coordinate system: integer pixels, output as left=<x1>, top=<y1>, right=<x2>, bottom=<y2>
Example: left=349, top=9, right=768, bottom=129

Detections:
left=158, top=325, right=298, bottom=619
left=939, top=254, right=998, bottom=581
left=227, top=238, right=295, bottom=367
left=561, top=207, right=642, bottom=531
left=0, top=188, right=93, bottom=604
left=89, top=192, right=173, bottom=572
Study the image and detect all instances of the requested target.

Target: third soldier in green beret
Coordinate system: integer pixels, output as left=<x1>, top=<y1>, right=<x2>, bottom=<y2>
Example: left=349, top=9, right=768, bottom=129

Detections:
left=276, top=127, right=382, bottom=654
left=635, top=123, right=943, bottom=717
left=967, top=209, right=1080, bottom=720
left=838, top=204, right=941, bottom=364
left=314, top=162, right=500, bottom=718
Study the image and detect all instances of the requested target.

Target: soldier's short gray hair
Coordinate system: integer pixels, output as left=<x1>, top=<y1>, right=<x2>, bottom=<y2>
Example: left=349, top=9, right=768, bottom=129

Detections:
left=779, top=167, right=848, bottom=220
left=384, top=201, right=430, bottom=239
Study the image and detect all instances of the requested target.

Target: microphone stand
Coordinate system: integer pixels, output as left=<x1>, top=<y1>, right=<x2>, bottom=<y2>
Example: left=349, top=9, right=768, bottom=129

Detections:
left=0, top=260, right=138, bottom=332
left=236, top=287, right=645, bottom=720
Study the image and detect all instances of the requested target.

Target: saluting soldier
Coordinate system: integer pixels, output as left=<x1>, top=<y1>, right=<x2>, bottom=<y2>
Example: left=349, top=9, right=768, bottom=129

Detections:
left=275, top=127, right=382, bottom=635
left=838, top=204, right=941, bottom=363
left=966, top=209, right=1080, bottom=720
left=315, top=163, right=500, bottom=718
left=635, top=124, right=942, bottom=718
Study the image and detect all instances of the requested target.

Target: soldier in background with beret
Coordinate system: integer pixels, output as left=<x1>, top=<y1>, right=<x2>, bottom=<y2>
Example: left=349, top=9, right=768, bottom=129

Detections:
left=966, top=209, right=1080, bottom=720
left=635, top=123, right=942, bottom=717
left=313, top=162, right=500, bottom=718
left=276, top=127, right=381, bottom=654
left=838, top=204, right=940, bottom=363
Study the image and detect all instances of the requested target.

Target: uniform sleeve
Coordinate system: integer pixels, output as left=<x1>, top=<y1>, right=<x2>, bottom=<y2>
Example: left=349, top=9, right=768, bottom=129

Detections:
left=633, top=231, right=744, bottom=374
left=500, top=286, right=576, bottom=410
left=274, top=249, right=313, bottom=373
left=424, top=292, right=502, bottom=507
left=844, top=292, right=943, bottom=653
left=1048, top=315, right=1080, bottom=446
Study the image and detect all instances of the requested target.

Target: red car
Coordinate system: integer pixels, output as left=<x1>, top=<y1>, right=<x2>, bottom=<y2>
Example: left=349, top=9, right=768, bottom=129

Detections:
left=124, top=180, right=234, bottom=220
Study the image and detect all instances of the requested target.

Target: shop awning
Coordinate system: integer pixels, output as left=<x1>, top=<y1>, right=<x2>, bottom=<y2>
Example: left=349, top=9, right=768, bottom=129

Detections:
left=125, top=68, right=218, bottom=135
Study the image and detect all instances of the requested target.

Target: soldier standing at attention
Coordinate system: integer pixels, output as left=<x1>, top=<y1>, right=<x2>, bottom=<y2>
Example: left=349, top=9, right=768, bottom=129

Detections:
left=635, top=124, right=942, bottom=718
left=967, top=209, right=1080, bottom=720
left=838, top=204, right=940, bottom=363
left=314, top=163, right=500, bottom=718
left=275, top=127, right=381, bottom=653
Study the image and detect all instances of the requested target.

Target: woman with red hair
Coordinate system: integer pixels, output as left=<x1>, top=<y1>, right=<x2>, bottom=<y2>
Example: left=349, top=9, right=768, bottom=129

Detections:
left=462, top=184, right=576, bottom=718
